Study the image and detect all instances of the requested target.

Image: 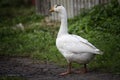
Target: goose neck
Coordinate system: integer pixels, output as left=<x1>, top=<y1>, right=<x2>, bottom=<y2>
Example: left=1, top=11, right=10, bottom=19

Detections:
left=57, top=11, right=68, bottom=37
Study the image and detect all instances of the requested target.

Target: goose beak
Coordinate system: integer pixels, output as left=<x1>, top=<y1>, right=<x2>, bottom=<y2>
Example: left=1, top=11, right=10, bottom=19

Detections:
left=49, top=7, right=54, bottom=12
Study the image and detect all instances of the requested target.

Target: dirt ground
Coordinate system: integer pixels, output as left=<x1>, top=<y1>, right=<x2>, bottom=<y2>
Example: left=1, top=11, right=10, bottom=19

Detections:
left=0, top=57, right=120, bottom=80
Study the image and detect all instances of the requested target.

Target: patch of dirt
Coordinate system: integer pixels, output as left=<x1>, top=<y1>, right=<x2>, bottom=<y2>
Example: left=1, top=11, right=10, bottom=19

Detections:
left=0, top=57, right=119, bottom=80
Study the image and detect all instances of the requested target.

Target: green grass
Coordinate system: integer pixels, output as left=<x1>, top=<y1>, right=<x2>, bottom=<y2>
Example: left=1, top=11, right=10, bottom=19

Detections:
left=0, top=76, right=26, bottom=80
left=0, top=6, right=65, bottom=64
left=0, top=0, right=120, bottom=73
left=0, top=6, right=44, bottom=56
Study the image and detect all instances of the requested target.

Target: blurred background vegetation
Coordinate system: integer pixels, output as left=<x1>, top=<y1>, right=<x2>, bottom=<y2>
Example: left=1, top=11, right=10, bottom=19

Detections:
left=0, top=0, right=120, bottom=76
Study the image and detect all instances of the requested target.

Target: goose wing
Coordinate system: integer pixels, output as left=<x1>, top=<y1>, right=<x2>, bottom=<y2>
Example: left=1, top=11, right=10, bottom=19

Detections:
left=57, top=34, right=102, bottom=54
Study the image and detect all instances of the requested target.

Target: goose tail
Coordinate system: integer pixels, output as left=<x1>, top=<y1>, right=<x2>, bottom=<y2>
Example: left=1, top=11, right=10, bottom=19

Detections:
left=95, top=49, right=103, bottom=55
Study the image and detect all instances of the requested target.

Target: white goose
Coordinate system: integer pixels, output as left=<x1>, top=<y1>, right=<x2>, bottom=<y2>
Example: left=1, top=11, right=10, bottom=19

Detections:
left=50, top=4, right=103, bottom=76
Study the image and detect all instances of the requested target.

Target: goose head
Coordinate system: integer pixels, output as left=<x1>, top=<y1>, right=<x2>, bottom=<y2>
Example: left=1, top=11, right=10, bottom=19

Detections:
left=49, top=4, right=67, bottom=19
left=49, top=4, right=66, bottom=13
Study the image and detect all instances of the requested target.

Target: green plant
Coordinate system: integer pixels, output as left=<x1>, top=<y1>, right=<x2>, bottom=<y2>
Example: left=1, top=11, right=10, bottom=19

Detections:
left=68, top=0, right=120, bottom=73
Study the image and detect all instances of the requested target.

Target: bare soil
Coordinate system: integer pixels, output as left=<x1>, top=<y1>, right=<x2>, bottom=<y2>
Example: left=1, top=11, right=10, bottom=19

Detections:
left=0, top=57, right=119, bottom=80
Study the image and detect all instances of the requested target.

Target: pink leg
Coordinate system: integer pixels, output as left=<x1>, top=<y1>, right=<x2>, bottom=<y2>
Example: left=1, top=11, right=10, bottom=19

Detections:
left=59, top=62, right=72, bottom=76
left=83, top=64, right=87, bottom=73
left=75, top=64, right=88, bottom=74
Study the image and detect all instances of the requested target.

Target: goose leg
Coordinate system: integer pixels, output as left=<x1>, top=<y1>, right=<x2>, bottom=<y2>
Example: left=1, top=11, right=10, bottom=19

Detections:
left=59, top=62, right=72, bottom=76
left=83, top=64, right=87, bottom=73
left=75, top=64, right=88, bottom=74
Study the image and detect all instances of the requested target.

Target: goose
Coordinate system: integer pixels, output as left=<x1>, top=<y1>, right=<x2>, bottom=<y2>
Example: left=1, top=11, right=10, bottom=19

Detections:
left=49, top=4, right=103, bottom=76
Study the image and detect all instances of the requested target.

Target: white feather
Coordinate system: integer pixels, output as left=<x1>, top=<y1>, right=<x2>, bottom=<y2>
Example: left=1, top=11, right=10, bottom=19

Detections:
left=56, top=34, right=102, bottom=55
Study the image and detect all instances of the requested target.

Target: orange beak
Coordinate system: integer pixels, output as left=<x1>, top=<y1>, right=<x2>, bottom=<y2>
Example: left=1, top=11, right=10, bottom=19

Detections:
left=49, top=7, right=54, bottom=12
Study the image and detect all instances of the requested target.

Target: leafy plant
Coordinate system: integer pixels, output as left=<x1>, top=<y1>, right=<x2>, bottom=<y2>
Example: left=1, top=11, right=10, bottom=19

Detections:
left=68, top=0, right=120, bottom=73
